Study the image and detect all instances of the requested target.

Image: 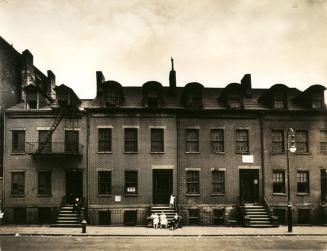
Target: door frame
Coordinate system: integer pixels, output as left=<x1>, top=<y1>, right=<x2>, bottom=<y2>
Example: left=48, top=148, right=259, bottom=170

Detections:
left=65, top=170, right=83, bottom=204
left=152, top=169, right=173, bottom=204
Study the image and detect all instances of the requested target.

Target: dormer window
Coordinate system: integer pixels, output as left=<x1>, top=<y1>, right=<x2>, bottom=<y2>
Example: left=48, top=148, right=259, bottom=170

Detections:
left=106, top=88, right=120, bottom=107
left=57, top=94, right=70, bottom=107
left=186, top=93, right=201, bottom=108
left=26, top=92, right=38, bottom=109
left=311, top=92, right=323, bottom=109
left=146, top=89, right=159, bottom=107
left=142, top=81, right=163, bottom=108
left=228, top=98, right=242, bottom=109
left=273, top=92, right=286, bottom=109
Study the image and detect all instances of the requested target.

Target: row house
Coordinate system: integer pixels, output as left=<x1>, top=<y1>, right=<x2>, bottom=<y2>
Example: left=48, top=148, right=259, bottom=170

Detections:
left=2, top=58, right=327, bottom=226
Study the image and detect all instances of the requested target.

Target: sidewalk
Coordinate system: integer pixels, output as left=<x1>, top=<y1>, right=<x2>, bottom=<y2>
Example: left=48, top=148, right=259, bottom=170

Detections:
left=0, top=225, right=326, bottom=236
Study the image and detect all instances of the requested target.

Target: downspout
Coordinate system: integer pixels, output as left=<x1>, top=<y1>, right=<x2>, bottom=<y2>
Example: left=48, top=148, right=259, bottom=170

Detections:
left=259, top=112, right=265, bottom=202
left=86, top=111, right=90, bottom=221
left=2, top=111, right=6, bottom=214
left=176, top=114, right=179, bottom=214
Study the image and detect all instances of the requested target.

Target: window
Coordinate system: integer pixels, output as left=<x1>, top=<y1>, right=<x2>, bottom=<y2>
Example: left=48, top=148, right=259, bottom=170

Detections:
left=26, top=92, right=37, bottom=109
left=236, top=130, right=249, bottom=153
left=273, top=171, right=285, bottom=194
left=38, top=130, right=51, bottom=152
left=186, top=94, right=201, bottom=108
left=312, top=92, right=323, bottom=109
left=57, top=94, right=70, bottom=107
left=188, top=209, right=200, bottom=225
left=295, top=130, right=308, bottom=153
left=273, top=208, right=287, bottom=225
left=65, top=130, right=79, bottom=153
left=124, top=128, right=138, bottom=153
left=98, top=211, right=111, bottom=225
left=273, top=92, right=285, bottom=109
left=13, top=208, right=26, bottom=224
left=185, top=129, right=199, bottom=153
left=320, top=130, right=327, bottom=154
left=38, top=208, right=52, bottom=224
left=38, top=171, right=51, bottom=196
left=125, top=171, right=138, bottom=194
left=124, top=210, right=137, bottom=226
left=213, top=209, right=224, bottom=225
left=186, top=171, right=199, bottom=194
left=298, top=209, right=311, bottom=224
left=98, top=128, right=112, bottom=152
left=212, top=171, right=225, bottom=194
left=272, top=130, right=284, bottom=153
left=297, top=171, right=309, bottom=193
left=228, top=98, right=242, bottom=109
left=12, top=130, right=25, bottom=153
left=211, top=129, right=224, bottom=153
left=106, top=89, right=120, bottom=106
left=98, top=171, right=112, bottom=195
left=151, top=128, right=164, bottom=152
left=11, top=172, right=25, bottom=195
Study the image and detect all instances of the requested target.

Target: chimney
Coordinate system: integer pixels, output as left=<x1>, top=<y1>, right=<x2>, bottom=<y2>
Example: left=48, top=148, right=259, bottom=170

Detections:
left=96, top=71, right=105, bottom=97
left=47, top=70, right=56, bottom=99
left=169, top=57, right=176, bottom=95
left=241, top=74, right=252, bottom=97
left=21, top=49, right=34, bottom=100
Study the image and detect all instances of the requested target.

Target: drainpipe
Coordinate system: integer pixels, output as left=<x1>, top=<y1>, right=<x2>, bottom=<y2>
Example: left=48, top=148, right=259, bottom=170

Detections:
left=176, top=114, right=179, bottom=214
left=2, top=111, right=5, bottom=215
left=259, top=112, right=265, bottom=203
left=86, top=111, right=90, bottom=221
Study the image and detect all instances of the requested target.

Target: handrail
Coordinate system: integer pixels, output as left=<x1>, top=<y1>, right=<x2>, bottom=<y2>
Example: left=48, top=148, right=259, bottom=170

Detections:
left=263, top=196, right=273, bottom=218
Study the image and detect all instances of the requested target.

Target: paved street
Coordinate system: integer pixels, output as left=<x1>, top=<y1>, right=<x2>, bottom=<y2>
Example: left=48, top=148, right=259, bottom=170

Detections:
left=0, top=236, right=327, bottom=251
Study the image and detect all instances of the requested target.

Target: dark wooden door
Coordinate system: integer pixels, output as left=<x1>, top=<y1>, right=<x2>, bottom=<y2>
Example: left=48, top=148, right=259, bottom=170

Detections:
left=321, top=169, right=327, bottom=203
left=153, top=170, right=172, bottom=204
left=240, top=169, right=259, bottom=203
left=66, top=171, right=83, bottom=204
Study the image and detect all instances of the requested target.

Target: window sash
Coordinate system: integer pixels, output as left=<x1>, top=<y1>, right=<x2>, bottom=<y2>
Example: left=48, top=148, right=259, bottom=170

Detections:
left=297, top=171, right=309, bottom=193
left=98, top=128, right=112, bottom=152
left=185, top=129, right=199, bottom=152
left=98, top=171, right=112, bottom=195
left=38, top=172, right=51, bottom=195
left=38, top=130, right=52, bottom=152
left=273, top=171, right=285, bottom=193
left=212, top=171, right=225, bottom=193
left=236, top=130, right=249, bottom=152
left=125, top=171, right=138, bottom=194
left=124, top=128, right=138, bottom=152
left=211, top=129, right=224, bottom=153
left=12, top=172, right=25, bottom=195
left=65, top=131, right=79, bottom=153
left=12, top=130, right=25, bottom=153
left=151, top=129, right=164, bottom=152
left=186, top=171, right=199, bottom=193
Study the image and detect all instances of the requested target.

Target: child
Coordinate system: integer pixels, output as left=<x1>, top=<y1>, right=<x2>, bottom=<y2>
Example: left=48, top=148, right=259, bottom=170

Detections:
left=159, top=211, right=168, bottom=229
left=151, top=213, right=159, bottom=229
left=169, top=194, right=176, bottom=208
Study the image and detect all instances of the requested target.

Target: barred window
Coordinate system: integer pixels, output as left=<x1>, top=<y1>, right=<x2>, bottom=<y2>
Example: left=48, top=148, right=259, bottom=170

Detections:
left=98, top=128, right=112, bottom=152
left=124, top=128, right=138, bottom=153
left=295, top=130, right=308, bottom=153
left=320, top=130, right=327, bottom=154
left=98, top=171, right=112, bottom=195
left=125, top=171, right=138, bottom=194
left=151, top=128, right=164, bottom=152
left=236, top=130, right=249, bottom=153
left=273, top=171, right=285, bottom=193
left=11, top=172, right=25, bottom=195
left=297, top=171, right=309, bottom=193
left=38, top=171, right=51, bottom=196
left=186, top=171, right=199, bottom=194
left=211, top=129, right=224, bottom=153
left=185, top=129, right=199, bottom=153
left=38, top=130, right=52, bottom=152
left=12, top=130, right=25, bottom=153
left=212, top=171, right=225, bottom=194
left=272, top=130, right=284, bottom=153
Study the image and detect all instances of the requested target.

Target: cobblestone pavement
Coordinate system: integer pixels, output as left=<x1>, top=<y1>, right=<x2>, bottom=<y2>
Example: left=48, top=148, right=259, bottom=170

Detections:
left=0, top=225, right=326, bottom=236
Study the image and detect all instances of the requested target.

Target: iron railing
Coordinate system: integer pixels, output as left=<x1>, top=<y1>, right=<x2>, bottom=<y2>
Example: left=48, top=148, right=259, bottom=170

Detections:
left=26, top=142, right=83, bottom=155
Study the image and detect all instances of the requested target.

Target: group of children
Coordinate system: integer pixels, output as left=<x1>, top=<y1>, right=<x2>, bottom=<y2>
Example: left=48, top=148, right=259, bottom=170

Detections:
left=150, top=212, right=182, bottom=230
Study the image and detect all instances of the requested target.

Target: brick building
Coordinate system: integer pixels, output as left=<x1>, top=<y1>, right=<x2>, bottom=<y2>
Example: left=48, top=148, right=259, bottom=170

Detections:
left=2, top=57, right=327, bottom=226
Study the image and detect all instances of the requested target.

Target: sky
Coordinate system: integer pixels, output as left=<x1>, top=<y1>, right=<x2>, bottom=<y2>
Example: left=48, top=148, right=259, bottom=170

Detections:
left=0, top=0, right=326, bottom=99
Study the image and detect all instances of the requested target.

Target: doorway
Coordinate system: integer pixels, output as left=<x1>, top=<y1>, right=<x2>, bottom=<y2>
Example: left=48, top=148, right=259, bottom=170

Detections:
left=66, top=171, right=83, bottom=204
left=321, top=169, right=327, bottom=203
left=239, top=169, right=259, bottom=203
left=153, top=169, right=173, bottom=204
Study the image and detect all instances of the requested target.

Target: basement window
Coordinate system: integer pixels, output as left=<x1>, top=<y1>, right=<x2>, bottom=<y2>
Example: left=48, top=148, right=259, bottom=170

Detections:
left=98, top=210, right=111, bottom=225
left=188, top=209, right=200, bottom=225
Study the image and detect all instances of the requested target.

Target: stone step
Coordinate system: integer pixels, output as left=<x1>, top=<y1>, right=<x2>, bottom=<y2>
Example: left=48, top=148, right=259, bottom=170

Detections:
left=51, top=223, right=82, bottom=228
left=57, top=217, right=80, bottom=221
left=57, top=220, right=80, bottom=224
left=248, top=224, right=274, bottom=228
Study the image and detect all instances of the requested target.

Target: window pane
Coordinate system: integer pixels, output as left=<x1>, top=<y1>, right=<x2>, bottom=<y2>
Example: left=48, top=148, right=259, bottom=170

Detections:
left=124, top=128, right=138, bottom=152
left=12, top=172, right=25, bottom=195
left=212, top=171, right=225, bottom=193
left=185, top=129, right=199, bottom=153
left=98, top=171, right=112, bottom=194
left=273, top=171, right=285, bottom=193
left=65, top=131, right=79, bottom=153
left=151, top=129, right=164, bottom=152
left=98, top=128, right=112, bottom=152
left=297, top=171, right=309, bottom=193
left=125, top=171, right=138, bottom=194
left=38, top=172, right=51, bottom=195
left=186, top=171, right=199, bottom=194
left=211, top=129, right=224, bottom=153
left=12, top=130, right=25, bottom=153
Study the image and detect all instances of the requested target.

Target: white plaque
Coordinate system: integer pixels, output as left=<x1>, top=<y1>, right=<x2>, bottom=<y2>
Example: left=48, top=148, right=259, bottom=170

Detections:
left=242, top=155, right=254, bottom=163
left=115, top=195, right=121, bottom=202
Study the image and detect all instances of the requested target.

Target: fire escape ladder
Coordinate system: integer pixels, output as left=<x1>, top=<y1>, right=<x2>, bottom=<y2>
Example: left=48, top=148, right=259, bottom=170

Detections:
left=37, top=109, right=65, bottom=153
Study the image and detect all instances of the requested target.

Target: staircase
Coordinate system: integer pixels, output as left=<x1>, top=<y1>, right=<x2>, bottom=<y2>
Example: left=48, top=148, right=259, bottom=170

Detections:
left=151, top=205, right=176, bottom=226
left=37, top=109, right=64, bottom=153
left=51, top=205, right=81, bottom=228
left=243, top=204, right=274, bottom=227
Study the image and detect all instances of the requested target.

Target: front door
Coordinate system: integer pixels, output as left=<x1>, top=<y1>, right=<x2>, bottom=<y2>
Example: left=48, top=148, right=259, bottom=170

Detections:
left=153, top=169, right=173, bottom=204
left=321, top=169, right=327, bottom=203
left=240, top=169, right=259, bottom=203
left=66, top=171, right=83, bottom=204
